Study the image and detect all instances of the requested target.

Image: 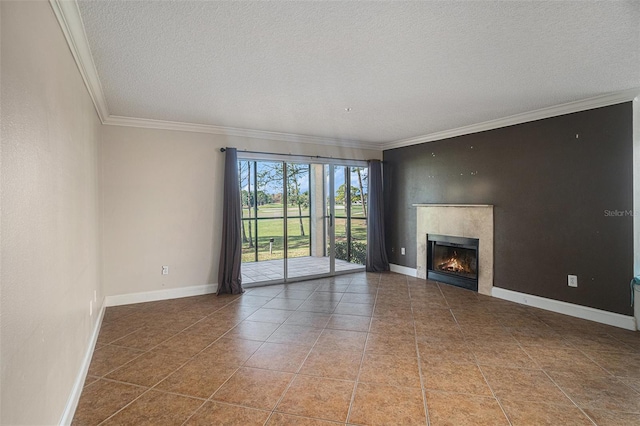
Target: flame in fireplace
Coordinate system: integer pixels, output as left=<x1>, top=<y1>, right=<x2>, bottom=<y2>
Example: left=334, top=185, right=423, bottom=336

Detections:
left=437, top=251, right=471, bottom=273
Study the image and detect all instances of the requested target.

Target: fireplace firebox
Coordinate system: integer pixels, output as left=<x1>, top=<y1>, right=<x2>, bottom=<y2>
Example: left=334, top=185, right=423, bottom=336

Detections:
left=427, top=234, right=479, bottom=291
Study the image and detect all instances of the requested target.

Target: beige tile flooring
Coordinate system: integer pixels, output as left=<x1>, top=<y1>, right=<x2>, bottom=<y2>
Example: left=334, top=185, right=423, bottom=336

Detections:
left=74, top=272, right=640, bottom=425
left=242, top=257, right=364, bottom=284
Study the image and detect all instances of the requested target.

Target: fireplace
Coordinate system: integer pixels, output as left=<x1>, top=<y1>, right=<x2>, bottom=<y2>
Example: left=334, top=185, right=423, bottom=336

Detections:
left=415, top=204, right=493, bottom=295
left=427, top=234, right=479, bottom=291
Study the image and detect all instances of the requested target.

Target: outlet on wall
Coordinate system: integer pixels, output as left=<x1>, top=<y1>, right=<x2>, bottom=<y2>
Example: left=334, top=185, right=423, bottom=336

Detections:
left=162, top=266, right=169, bottom=275
left=568, top=275, right=578, bottom=287
left=401, top=247, right=406, bottom=255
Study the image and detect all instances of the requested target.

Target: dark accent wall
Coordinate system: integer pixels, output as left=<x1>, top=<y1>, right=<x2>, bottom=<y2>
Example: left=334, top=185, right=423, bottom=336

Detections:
left=384, top=103, right=634, bottom=315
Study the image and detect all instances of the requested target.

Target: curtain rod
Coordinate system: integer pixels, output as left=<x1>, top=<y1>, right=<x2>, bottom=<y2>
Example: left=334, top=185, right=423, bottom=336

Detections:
left=219, top=147, right=379, bottom=163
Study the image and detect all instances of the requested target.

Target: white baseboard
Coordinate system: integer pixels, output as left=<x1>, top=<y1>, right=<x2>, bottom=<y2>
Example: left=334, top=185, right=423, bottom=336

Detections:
left=492, top=287, right=637, bottom=331
left=105, top=283, right=218, bottom=307
left=59, top=300, right=106, bottom=425
left=389, top=263, right=418, bottom=277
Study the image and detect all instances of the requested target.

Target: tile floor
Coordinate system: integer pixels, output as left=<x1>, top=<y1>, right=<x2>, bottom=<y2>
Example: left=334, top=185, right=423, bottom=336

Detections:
left=242, top=257, right=364, bottom=284
left=74, top=272, right=640, bottom=425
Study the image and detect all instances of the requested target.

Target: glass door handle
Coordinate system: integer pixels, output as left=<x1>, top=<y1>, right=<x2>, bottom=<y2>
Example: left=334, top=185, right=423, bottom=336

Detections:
left=328, top=213, right=333, bottom=227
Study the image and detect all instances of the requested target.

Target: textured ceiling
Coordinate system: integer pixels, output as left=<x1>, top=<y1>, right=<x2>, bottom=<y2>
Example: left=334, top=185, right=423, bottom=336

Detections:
left=76, top=0, right=639, bottom=145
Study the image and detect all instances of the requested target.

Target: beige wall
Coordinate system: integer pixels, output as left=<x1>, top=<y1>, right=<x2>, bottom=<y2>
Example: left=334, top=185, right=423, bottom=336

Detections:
left=1, top=1, right=102, bottom=424
left=100, top=125, right=380, bottom=297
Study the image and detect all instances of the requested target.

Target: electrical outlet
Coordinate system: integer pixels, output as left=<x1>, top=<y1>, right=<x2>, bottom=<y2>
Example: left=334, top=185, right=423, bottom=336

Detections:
left=568, top=275, right=578, bottom=287
left=162, top=266, right=169, bottom=275
left=401, top=247, right=406, bottom=255
left=89, top=301, right=93, bottom=316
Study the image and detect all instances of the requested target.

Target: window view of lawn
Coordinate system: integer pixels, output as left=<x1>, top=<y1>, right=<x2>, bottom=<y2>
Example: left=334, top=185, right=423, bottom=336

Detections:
left=239, top=161, right=367, bottom=267
left=240, top=204, right=310, bottom=262
left=240, top=160, right=312, bottom=263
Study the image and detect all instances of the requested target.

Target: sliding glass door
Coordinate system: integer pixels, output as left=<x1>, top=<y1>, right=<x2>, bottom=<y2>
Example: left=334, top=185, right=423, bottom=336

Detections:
left=330, top=164, right=368, bottom=273
left=240, top=158, right=366, bottom=286
left=284, top=162, right=331, bottom=279
left=239, top=160, right=286, bottom=283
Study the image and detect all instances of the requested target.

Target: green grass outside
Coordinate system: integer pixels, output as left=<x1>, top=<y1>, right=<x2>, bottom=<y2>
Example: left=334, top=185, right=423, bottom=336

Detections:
left=241, top=218, right=310, bottom=262
left=242, top=202, right=366, bottom=219
left=241, top=202, right=367, bottom=263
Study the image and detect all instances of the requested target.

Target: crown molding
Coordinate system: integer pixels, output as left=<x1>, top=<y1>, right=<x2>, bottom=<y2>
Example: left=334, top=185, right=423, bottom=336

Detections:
left=51, top=0, right=637, bottom=153
left=104, top=115, right=380, bottom=149
left=50, top=0, right=109, bottom=123
left=383, top=89, right=640, bottom=151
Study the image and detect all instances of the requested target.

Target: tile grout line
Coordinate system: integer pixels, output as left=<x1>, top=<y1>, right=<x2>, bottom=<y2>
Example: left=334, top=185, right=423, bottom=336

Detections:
left=179, top=399, right=209, bottom=426
left=538, top=369, right=599, bottom=426
left=95, top=386, right=155, bottom=425
left=344, top=273, right=380, bottom=425
left=410, top=277, right=432, bottom=426
left=89, top=344, right=147, bottom=379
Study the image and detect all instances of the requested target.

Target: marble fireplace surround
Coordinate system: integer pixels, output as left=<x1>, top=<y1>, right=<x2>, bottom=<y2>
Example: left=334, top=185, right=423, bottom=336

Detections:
left=414, top=204, right=494, bottom=296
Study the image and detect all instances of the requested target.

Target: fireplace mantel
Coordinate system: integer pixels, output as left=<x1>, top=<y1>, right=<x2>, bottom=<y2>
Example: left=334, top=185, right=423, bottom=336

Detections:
left=415, top=204, right=494, bottom=295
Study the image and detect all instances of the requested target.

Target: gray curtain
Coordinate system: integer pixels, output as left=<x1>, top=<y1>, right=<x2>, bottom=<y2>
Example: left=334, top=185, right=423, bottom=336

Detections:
left=366, top=160, right=390, bottom=272
left=217, top=148, right=244, bottom=294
